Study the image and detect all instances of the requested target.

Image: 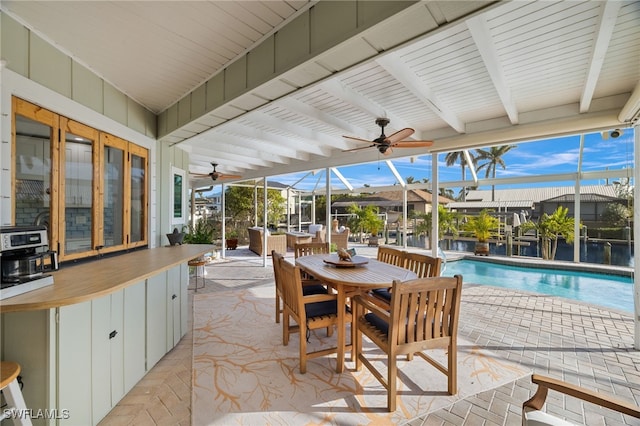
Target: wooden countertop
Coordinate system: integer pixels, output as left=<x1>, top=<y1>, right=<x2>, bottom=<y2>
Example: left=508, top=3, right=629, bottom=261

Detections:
left=0, top=244, right=214, bottom=313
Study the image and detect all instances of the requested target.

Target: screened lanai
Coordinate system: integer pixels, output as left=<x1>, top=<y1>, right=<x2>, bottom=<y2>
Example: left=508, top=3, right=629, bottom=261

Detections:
left=2, top=1, right=639, bottom=339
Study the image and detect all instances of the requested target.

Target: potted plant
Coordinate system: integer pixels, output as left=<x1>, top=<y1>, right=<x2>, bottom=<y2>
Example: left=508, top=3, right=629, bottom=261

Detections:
left=183, top=219, right=215, bottom=244
left=367, top=222, right=382, bottom=247
left=362, top=207, right=385, bottom=247
left=463, top=209, right=499, bottom=256
left=225, top=229, right=239, bottom=250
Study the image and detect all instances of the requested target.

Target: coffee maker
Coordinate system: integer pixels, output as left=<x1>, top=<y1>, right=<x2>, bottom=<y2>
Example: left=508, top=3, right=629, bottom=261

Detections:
left=1, top=226, right=58, bottom=300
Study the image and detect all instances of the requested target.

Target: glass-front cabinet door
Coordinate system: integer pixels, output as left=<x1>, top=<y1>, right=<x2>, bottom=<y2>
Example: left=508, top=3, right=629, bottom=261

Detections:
left=99, top=134, right=149, bottom=252
left=60, top=118, right=98, bottom=259
left=12, top=98, right=59, bottom=246
left=101, top=133, right=126, bottom=252
left=129, top=144, right=148, bottom=247
left=11, top=97, right=149, bottom=262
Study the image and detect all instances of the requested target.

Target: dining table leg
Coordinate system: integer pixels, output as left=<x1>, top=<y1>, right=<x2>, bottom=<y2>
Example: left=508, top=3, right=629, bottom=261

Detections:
left=336, top=283, right=346, bottom=373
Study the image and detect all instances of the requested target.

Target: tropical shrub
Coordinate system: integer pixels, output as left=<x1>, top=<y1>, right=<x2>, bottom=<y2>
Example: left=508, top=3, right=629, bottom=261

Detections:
left=183, top=218, right=215, bottom=244
left=521, top=206, right=577, bottom=260
left=347, top=203, right=384, bottom=241
left=463, top=209, right=499, bottom=243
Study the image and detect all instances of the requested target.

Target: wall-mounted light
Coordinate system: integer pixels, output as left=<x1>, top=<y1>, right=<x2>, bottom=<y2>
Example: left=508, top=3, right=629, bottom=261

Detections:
left=610, top=129, right=623, bottom=138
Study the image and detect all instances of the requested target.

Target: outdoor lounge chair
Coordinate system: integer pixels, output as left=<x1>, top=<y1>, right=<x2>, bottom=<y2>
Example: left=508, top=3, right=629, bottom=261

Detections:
left=353, top=275, right=463, bottom=411
left=522, top=374, right=640, bottom=425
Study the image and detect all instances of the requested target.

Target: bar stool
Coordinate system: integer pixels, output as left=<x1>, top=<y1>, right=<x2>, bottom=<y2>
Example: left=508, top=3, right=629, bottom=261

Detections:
left=1, top=361, right=32, bottom=426
left=188, top=258, right=207, bottom=292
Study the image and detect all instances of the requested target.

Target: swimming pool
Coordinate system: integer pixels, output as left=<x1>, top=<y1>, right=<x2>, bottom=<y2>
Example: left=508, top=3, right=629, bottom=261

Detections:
left=441, top=259, right=634, bottom=313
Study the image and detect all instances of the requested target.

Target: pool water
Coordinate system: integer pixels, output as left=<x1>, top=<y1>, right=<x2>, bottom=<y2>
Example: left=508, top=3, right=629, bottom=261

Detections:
left=441, top=259, right=634, bottom=313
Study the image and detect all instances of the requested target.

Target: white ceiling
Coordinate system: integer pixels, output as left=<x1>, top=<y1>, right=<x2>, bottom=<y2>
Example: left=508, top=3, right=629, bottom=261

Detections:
left=3, top=1, right=640, bottom=190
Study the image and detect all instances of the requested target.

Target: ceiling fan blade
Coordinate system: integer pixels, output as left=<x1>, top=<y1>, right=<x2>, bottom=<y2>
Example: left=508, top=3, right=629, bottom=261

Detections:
left=391, top=140, right=433, bottom=148
left=343, top=135, right=374, bottom=144
left=218, top=174, right=242, bottom=179
left=342, top=144, right=375, bottom=153
left=385, top=128, right=415, bottom=144
left=190, top=173, right=212, bottom=177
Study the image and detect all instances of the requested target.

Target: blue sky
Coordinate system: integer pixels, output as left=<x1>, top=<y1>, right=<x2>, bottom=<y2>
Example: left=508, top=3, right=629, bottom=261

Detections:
left=268, top=128, right=635, bottom=194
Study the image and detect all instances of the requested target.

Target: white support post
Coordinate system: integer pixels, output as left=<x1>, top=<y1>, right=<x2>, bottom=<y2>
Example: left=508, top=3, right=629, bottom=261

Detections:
left=221, top=183, right=226, bottom=259
left=326, top=167, right=332, bottom=248
left=431, top=152, right=439, bottom=257
left=254, top=184, right=258, bottom=226
left=402, top=188, right=407, bottom=249
left=190, top=186, right=196, bottom=227
left=633, top=122, right=640, bottom=349
left=263, top=178, right=268, bottom=267
left=575, top=134, right=584, bottom=263
left=286, top=187, right=291, bottom=232
left=297, top=192, right=302, bottom=231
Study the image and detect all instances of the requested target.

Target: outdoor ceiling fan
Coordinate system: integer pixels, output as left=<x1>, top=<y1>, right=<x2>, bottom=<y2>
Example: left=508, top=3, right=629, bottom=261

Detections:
left=191, top=163, right=242, bottom=181
left=342, top=118, right=433, bottom=156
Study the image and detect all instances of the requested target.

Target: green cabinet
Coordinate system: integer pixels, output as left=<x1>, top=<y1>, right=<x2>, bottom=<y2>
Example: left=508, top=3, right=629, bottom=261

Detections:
left=146, top=272, right=168, bottom=369
left=147, top=264, right=188, bottom=367
left=0, top=265, right=186, bottom=426
left=90, top=281, right=145, bottom=424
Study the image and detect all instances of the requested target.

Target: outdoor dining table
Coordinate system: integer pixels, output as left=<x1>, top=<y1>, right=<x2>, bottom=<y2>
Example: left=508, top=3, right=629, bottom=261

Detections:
left=295, top=253, right=418, bottom=373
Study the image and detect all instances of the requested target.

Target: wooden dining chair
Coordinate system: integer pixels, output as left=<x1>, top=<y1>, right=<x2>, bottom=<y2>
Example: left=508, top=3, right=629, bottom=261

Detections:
left=353, top=275, right=463, bottom=412
left=376, top=246, right=406, bottom=267
left=294, top=242, right=331, bottom=285
left=272, top=250, right=327, bottom=324
left=272, top=250, right=286, bottom=323
left=372, top=252, right=442, bottom=307
left=278, top=255, right=352, bottom=374
left=404, top=252, right=442, bottom=278
left=294, top=242, right=330, bottom=258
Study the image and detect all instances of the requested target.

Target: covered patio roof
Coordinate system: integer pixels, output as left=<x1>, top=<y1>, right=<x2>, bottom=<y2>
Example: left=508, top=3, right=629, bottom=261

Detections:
left=3, top=1, right=639, bottom=188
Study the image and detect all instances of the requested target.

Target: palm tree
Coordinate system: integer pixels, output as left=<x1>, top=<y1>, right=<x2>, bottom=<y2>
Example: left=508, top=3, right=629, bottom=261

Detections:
left=406, top=176, right=430, bottom=185
left=438, top=187, right=455, bottom=200
left=475, top=145, right=516, bottom=201
left=444, top=151, right=476, bottom=201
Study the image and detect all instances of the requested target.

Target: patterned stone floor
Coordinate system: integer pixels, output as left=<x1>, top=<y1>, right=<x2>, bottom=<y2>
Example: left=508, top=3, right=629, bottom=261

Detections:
left=98, top=246, right=640, bottom=426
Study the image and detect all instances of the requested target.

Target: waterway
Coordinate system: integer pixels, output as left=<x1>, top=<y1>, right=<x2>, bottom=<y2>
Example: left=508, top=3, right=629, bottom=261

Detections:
left=440, top=239, right=634, bottom=267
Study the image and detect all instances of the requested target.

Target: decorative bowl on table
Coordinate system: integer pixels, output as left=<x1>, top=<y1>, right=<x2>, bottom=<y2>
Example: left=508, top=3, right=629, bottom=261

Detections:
left=323, top=254, right=369, bottom=268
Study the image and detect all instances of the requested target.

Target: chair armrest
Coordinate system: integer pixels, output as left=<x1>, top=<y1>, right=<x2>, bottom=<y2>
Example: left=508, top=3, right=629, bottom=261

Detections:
left=302, top=293, right=337, bottom=304
left=523, top=374, right=640, bottom=418
left=353, top=292, right=391, bottom=320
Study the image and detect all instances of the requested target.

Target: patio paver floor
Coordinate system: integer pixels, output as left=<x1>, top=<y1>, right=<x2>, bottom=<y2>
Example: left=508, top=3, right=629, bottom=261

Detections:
left=98, top=244, right=640, bottom=425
